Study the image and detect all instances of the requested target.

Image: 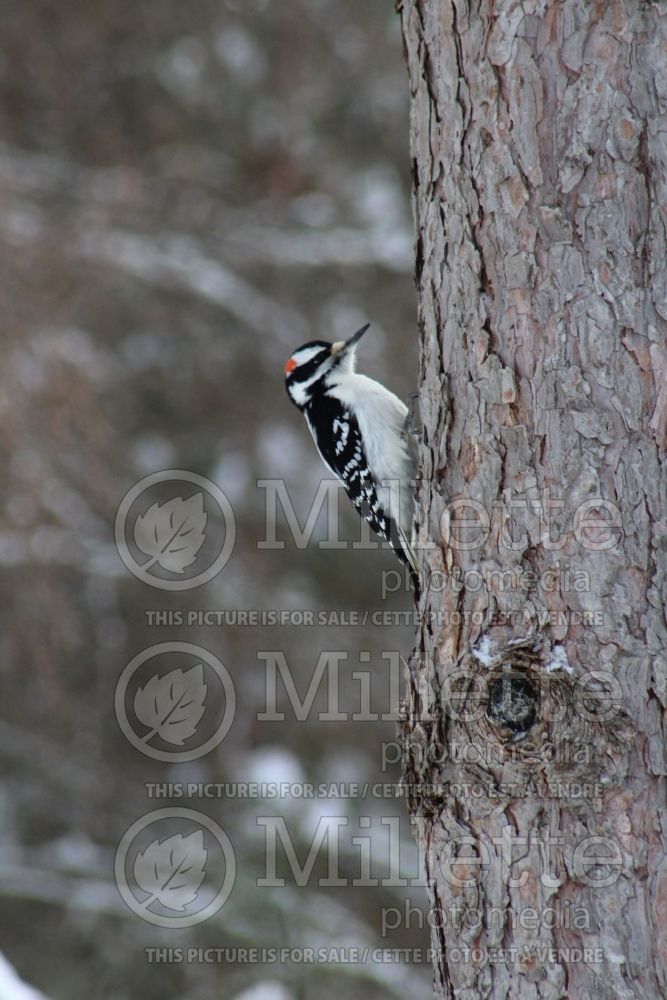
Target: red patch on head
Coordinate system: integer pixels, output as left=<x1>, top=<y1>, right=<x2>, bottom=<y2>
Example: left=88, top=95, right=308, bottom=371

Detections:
left=284, top=357, right=298, bottom=374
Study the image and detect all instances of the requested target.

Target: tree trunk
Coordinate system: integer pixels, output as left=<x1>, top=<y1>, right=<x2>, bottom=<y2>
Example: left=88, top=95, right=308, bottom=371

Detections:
left=398, top=1, right=667, bottom=997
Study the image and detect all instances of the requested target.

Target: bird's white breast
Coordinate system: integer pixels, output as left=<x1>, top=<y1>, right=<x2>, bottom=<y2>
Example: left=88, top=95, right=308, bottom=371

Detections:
left=325, top=372, right=414, bottom=532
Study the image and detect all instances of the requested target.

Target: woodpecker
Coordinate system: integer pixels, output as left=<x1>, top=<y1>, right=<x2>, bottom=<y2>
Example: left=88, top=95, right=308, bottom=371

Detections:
left=284, top=323, right=418, bottom=593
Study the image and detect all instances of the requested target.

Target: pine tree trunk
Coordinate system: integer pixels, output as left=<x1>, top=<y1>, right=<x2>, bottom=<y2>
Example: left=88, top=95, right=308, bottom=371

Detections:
left=398, top=2, right=667, bottom=997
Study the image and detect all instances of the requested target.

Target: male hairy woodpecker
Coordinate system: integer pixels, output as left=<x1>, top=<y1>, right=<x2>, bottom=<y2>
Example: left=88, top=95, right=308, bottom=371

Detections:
left=284, top=323, right=419, bottom=594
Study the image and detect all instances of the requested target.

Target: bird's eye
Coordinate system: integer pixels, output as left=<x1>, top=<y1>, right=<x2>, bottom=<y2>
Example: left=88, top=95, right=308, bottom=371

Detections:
left=284, top=358, right=298, bottom=374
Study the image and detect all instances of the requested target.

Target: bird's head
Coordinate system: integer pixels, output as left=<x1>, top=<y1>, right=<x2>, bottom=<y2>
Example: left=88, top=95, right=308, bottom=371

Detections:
left=284, top=323, right=370, bottom=409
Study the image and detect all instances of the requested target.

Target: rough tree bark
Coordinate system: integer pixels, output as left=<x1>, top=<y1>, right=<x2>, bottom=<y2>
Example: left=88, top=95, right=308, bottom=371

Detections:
left=398, top=2, right=667, bottom=998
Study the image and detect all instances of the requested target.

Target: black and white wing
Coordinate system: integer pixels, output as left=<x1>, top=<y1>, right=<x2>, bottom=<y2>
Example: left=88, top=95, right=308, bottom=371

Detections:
left=305, top=395, right=417, bottom=581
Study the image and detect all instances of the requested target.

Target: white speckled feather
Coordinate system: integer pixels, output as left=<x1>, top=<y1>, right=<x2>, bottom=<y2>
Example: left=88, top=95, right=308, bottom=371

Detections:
left=325, top=370, right=415, bottom=540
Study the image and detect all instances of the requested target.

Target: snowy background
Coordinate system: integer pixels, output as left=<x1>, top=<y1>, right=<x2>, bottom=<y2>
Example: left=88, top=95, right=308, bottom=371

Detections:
left=0, top=2, right=426, bottom=998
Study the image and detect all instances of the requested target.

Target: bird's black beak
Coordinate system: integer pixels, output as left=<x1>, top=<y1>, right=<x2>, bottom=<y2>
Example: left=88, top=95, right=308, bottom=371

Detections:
left=331, top=323, right=370, bottom=358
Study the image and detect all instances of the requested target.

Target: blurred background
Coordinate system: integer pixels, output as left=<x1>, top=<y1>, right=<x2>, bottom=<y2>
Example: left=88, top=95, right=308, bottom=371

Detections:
left=0, top=1, right=425, bottom=997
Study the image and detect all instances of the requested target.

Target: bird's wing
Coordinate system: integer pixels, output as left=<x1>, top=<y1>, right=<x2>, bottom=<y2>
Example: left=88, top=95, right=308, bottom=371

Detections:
left=305, top=395, right=419, bottom=592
